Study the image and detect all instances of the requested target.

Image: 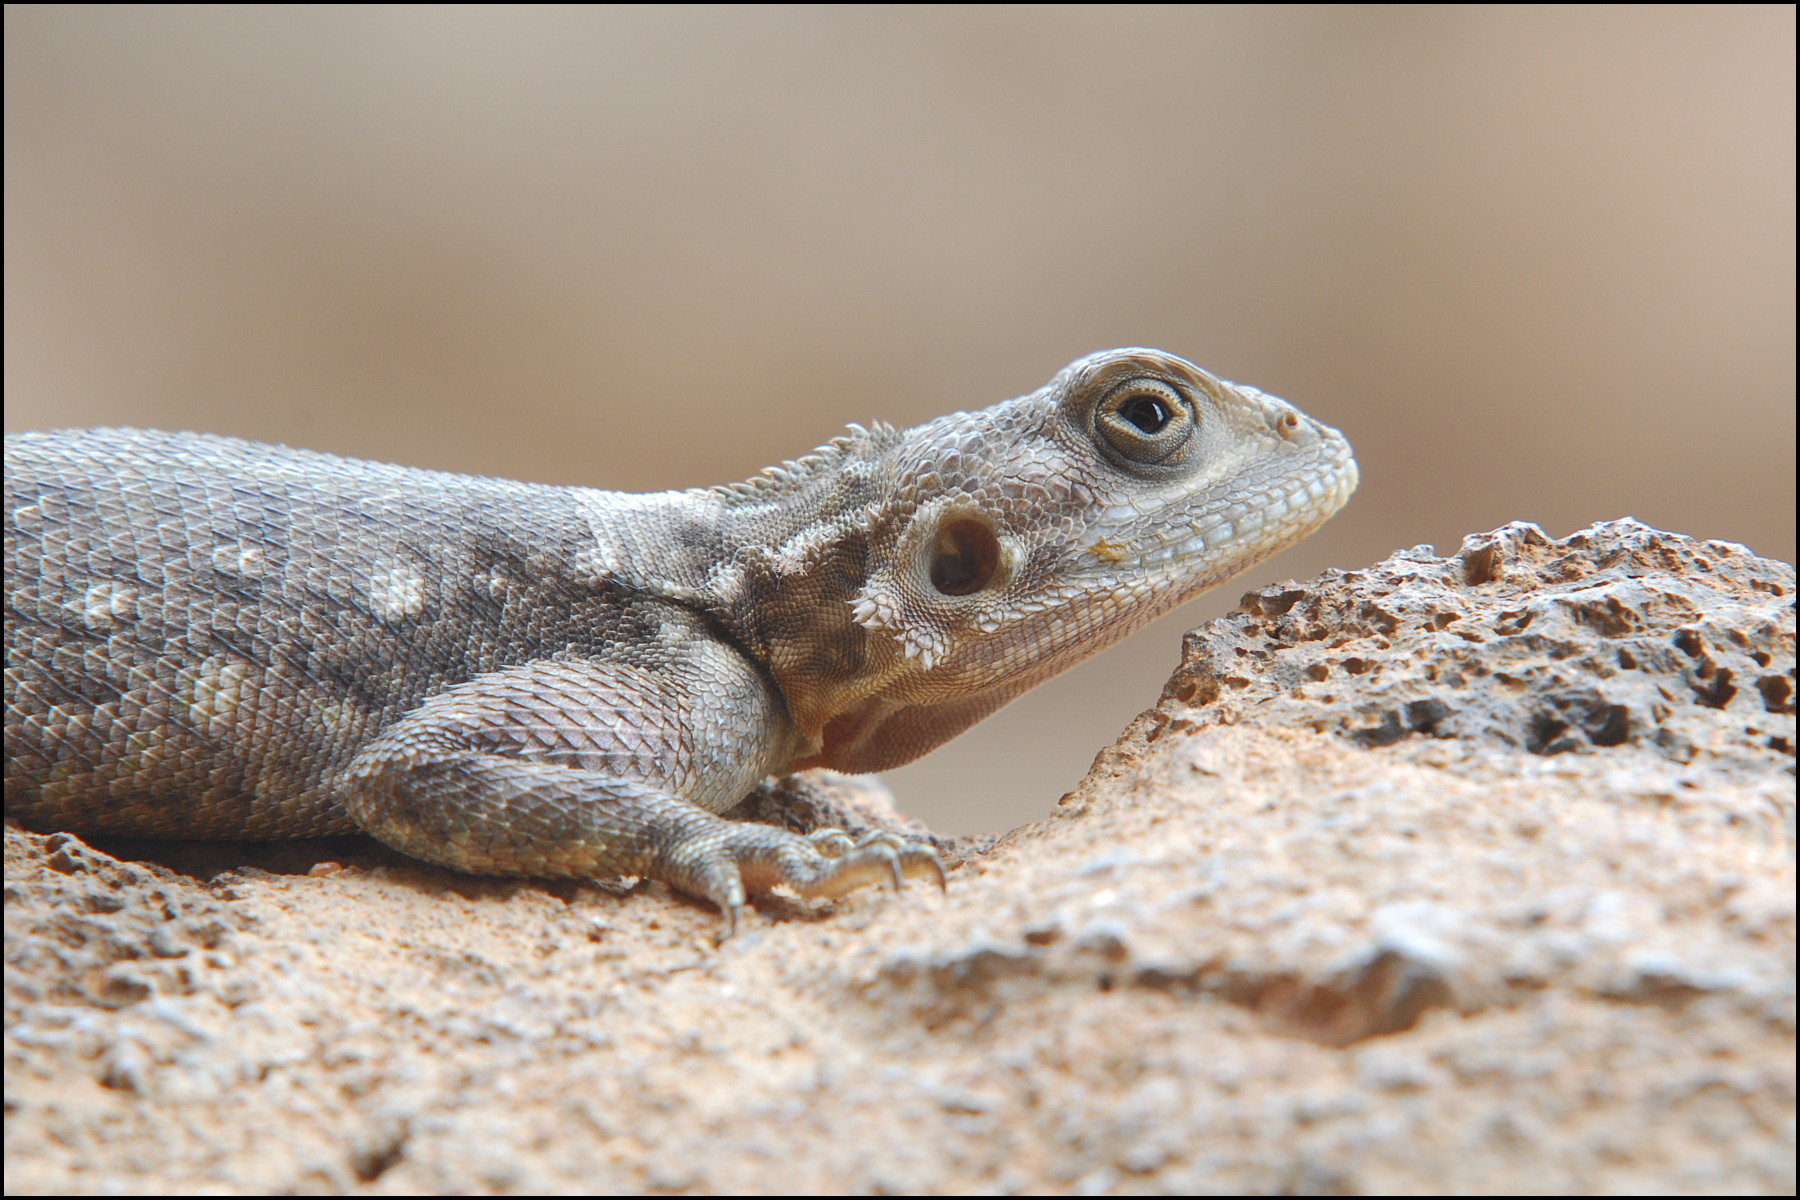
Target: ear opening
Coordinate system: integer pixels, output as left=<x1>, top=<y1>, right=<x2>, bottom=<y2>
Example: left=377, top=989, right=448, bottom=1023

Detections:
left=929, top=516, right=1002, bottom=596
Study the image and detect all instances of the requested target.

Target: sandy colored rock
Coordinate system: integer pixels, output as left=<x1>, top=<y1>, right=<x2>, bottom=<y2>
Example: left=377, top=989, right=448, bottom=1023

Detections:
left=5, top=520, right=1794, bottom=1193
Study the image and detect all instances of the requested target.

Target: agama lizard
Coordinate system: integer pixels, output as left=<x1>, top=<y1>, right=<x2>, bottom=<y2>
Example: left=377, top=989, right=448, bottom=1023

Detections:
left=4, top=350, right=1357, bottom=935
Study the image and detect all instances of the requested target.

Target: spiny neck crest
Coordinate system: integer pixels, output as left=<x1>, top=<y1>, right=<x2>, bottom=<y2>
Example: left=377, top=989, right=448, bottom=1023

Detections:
left=708, top=422, right=902, bottom=502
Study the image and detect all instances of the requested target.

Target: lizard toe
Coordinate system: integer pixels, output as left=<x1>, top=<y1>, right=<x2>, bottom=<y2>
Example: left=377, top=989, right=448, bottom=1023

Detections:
left=657, top=818, right=944, bottom=938
left=805, top=827, right=857, bottom=857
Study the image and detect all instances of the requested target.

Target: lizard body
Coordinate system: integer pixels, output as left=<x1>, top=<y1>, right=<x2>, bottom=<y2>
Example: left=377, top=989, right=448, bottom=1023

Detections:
left=4, top=349, right=1356, bottom=933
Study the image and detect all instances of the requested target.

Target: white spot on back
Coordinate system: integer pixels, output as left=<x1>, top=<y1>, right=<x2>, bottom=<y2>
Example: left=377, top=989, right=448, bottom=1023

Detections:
left=367, top=564, right=426, bottom=618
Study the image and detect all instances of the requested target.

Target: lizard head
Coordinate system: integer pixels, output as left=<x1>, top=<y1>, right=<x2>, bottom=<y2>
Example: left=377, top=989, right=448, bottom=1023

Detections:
left=731, top=348, right=1358, bottom=774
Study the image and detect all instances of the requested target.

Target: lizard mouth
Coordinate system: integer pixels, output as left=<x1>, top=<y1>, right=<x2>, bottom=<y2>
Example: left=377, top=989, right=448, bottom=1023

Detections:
left=1075, top=436, right=1358, bottom=583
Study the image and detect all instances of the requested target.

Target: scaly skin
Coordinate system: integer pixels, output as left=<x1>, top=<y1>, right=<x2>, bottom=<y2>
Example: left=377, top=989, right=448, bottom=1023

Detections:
left=4, top=349, right=1357, bottom=935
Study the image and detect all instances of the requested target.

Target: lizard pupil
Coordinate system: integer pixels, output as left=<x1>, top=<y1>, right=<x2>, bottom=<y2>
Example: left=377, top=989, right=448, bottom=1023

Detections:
left=930, top=517, right=1001, bottom=596
left=1120, top=395, right=1171, bottom=434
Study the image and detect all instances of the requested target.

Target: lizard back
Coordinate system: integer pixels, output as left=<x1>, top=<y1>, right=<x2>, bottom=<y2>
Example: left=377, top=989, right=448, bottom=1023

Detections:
left=5, top=428, right=680, bottom=838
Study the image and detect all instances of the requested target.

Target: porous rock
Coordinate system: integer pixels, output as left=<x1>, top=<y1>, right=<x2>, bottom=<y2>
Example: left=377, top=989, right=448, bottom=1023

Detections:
left=6, top=519, right=1792, bottom=1193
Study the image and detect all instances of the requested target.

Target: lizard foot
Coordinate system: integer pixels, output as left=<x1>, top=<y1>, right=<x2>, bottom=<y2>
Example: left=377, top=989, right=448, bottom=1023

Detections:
left=343, top=708, right=945, bottom=940
left=665, top=820, right=946, bottom=941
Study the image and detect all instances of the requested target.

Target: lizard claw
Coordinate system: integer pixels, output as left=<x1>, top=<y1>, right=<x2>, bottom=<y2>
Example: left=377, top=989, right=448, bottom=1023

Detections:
left=801, top=826, right=943, bottom=890
left=855, top=828, right=946, bottom=893
left=663, top=818, right=946, bottom=940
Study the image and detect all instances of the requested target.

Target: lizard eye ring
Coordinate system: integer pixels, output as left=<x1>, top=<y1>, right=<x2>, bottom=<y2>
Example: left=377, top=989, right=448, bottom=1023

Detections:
left=1093, top=378, right=1194, bottom=467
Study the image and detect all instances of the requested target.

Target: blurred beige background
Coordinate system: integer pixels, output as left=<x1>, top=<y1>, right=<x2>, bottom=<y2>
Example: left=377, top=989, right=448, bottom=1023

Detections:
left=6, top=6, right=1794, bottom=834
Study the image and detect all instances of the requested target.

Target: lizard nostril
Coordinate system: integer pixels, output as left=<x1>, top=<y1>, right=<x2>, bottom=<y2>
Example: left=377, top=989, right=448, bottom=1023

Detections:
left=929, top=517, right=1001, bottom=596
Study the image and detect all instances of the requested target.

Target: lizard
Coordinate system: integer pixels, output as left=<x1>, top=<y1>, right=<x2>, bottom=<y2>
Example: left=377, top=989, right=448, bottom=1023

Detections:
left=4, top=349, right=1358, bottom=936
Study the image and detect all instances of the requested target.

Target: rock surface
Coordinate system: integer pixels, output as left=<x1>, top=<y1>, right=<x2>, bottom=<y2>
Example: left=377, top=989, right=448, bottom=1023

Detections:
left=5, top=519, right=1794, bottom=1194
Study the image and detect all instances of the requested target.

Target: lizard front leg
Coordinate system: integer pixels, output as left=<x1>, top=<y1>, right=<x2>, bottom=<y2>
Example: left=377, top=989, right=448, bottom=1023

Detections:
left=339, top=651, right=943, bottom=937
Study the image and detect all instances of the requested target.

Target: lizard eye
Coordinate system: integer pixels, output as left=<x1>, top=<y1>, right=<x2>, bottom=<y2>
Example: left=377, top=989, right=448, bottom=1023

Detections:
left=1094, top=378, right=1193, bottom=466
left=929, top=516, right=1002, bottom=596
left=1119, top=394, right=1172, bottom=433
